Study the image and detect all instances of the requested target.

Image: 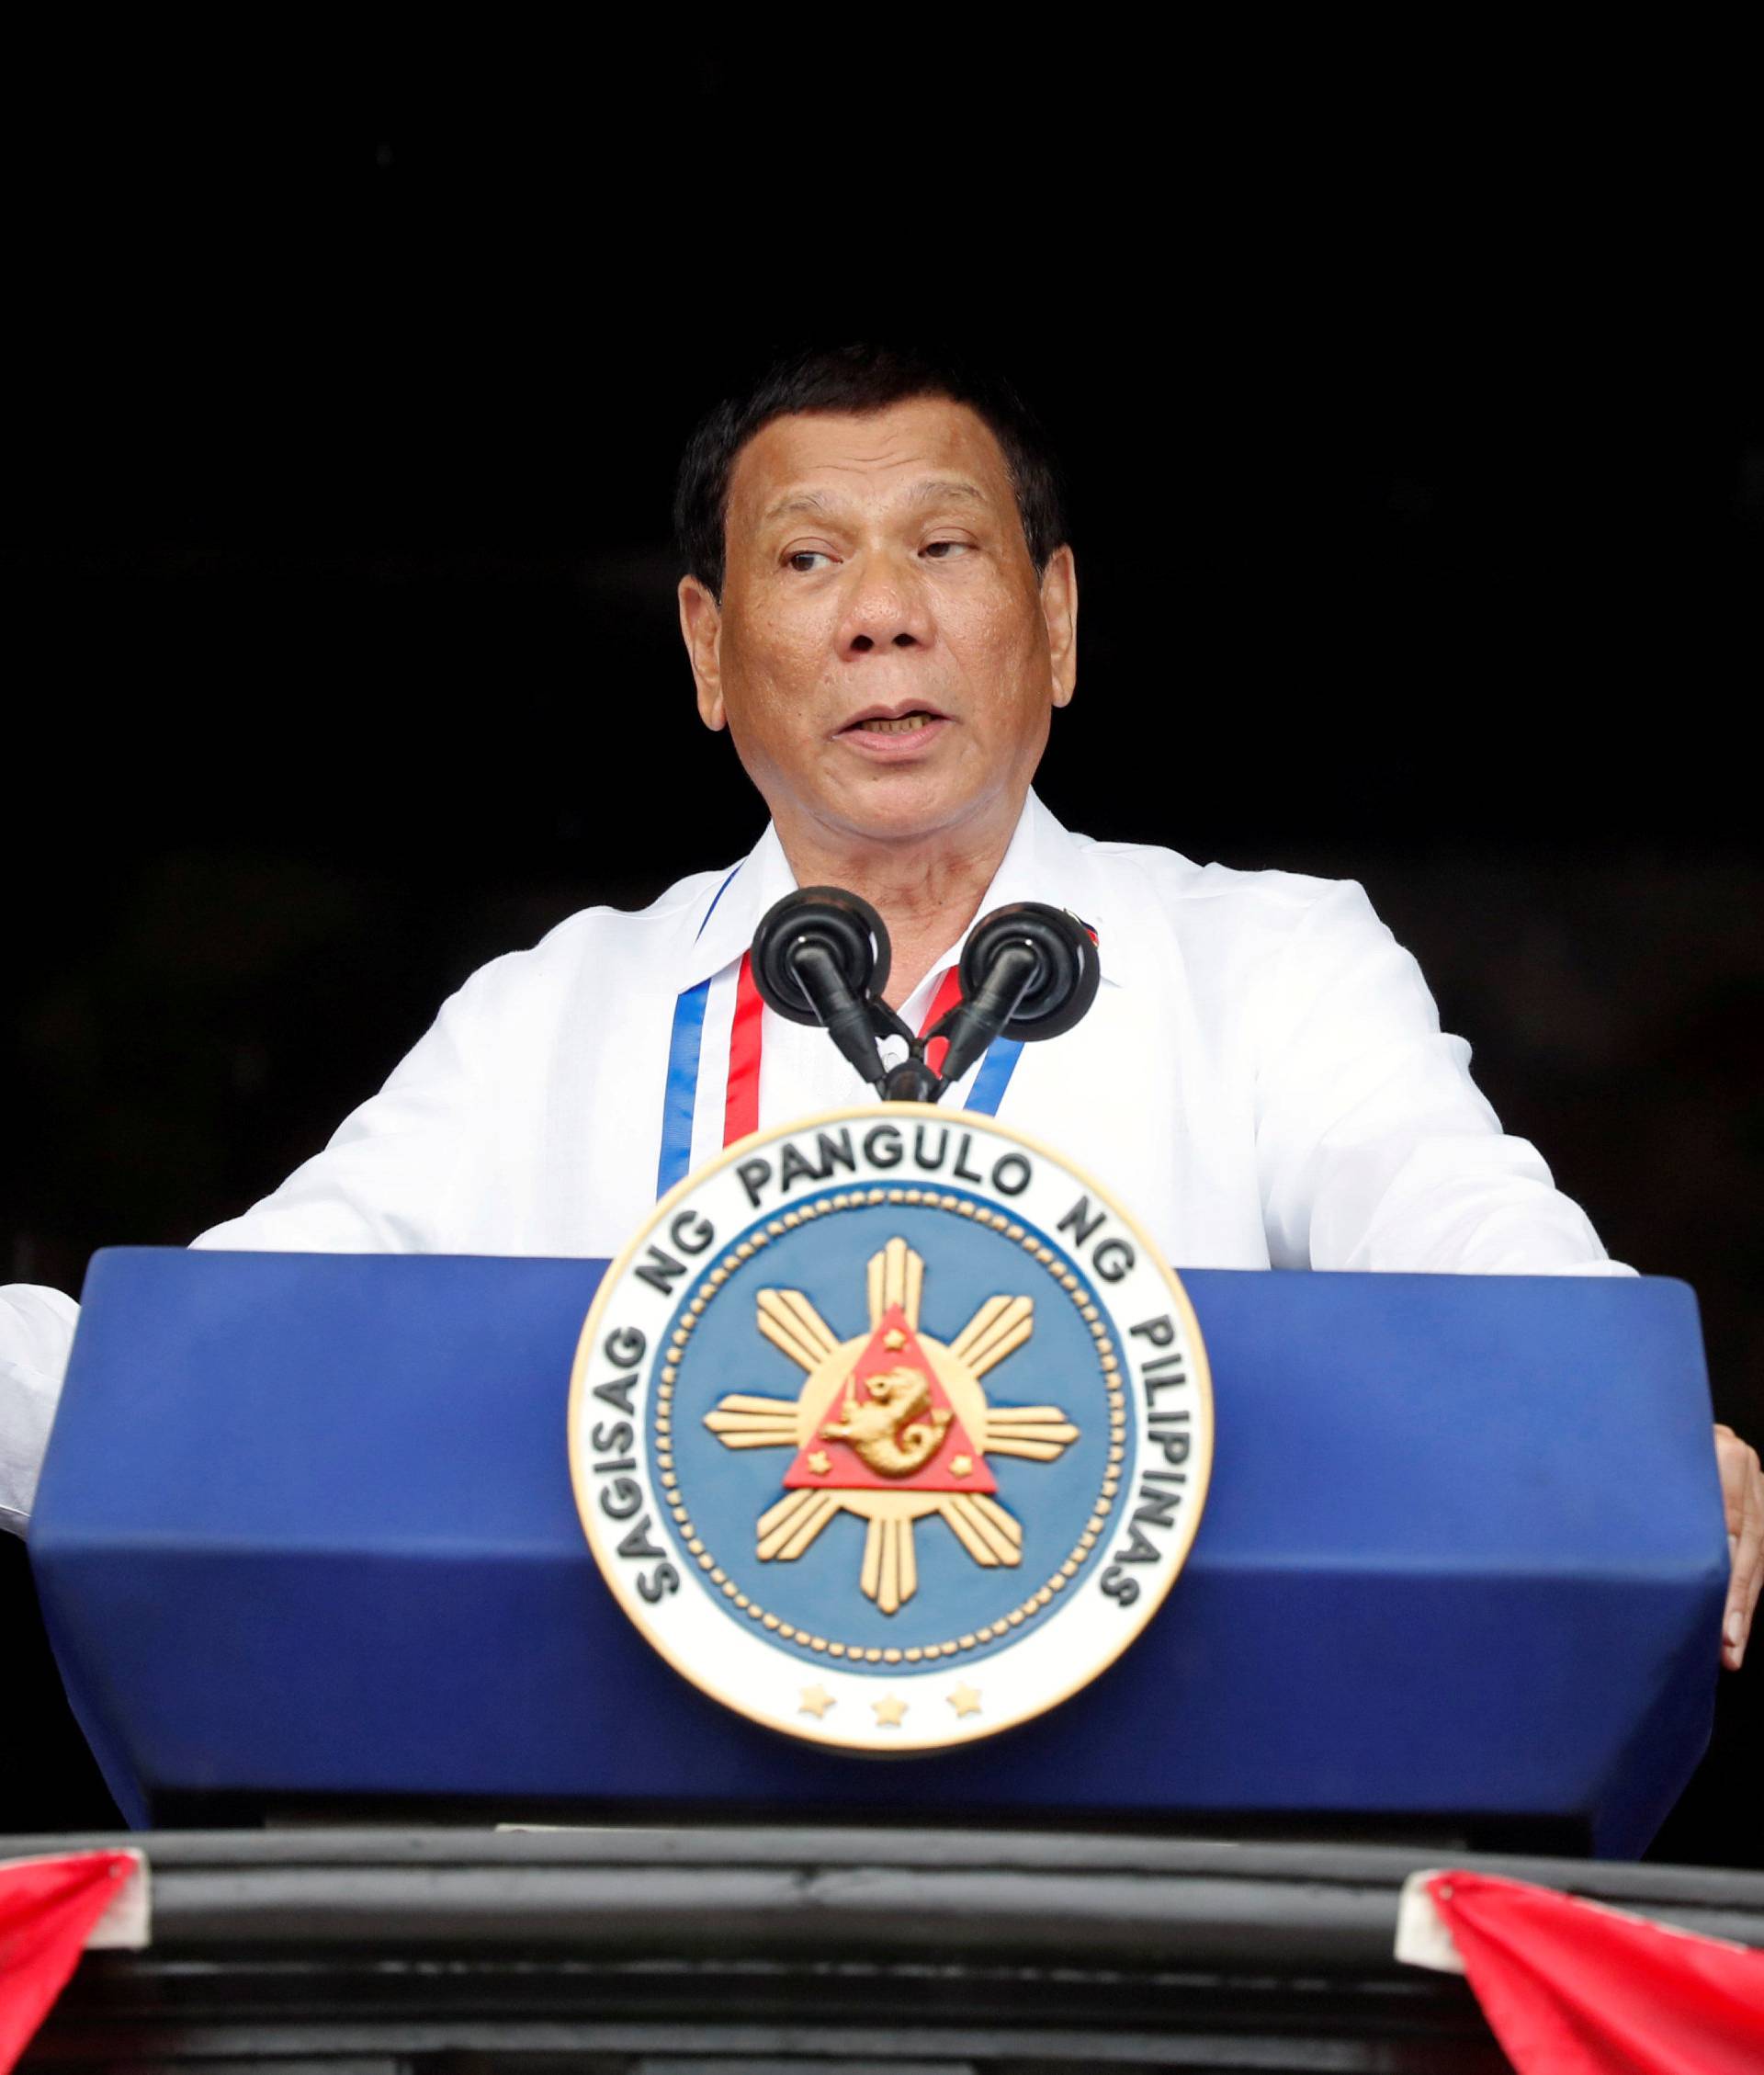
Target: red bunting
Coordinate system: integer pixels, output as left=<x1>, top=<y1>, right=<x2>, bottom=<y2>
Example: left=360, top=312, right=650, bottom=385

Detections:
left=1412, top=1868, right=1764, bottom=2073
left=0, top=1851, right=142, bottom=2073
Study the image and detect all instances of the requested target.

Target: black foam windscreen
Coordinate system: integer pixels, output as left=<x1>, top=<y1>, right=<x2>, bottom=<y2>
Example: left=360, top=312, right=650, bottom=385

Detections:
left=957, top=903, right=1100, bottom=1041
left=752, top=887, right=892, bottom=1026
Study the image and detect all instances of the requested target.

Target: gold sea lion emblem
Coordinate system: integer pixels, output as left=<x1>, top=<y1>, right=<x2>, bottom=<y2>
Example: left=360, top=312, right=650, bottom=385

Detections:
left=704, top=1237, right=1079, bottom=1614
left=821, top=1366, right=952, bottom=1476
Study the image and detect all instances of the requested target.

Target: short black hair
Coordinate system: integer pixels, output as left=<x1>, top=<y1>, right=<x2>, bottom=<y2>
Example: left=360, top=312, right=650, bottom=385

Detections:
left=673, top=342, right=1068, bottom=598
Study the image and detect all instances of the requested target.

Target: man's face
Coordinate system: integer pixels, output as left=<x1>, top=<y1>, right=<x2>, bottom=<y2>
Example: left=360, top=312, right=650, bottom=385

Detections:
left=679, top=396, right=1077, bottom=854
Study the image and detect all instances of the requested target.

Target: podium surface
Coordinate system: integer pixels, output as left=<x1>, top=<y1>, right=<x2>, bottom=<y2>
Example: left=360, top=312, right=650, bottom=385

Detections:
left=31, top=1248, right=1726, bottom=1854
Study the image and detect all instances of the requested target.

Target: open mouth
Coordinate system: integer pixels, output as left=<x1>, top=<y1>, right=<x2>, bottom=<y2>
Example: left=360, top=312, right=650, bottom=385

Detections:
left=850, top=712, right=939, bottom=735
left=839, top=704, right=949, bottom=741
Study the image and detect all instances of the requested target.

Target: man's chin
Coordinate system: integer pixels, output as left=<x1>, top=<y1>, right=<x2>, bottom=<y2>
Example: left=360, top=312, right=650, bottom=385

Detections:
left=820, top=769, right=1007, bottom=851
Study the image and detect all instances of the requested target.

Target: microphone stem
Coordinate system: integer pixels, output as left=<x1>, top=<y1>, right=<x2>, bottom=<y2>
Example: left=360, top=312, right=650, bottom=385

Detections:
left=788, top=940, right=888, bottom=1091
left=937, top=941, right=1042, bottom=1084
left=882, top=1057, right=941, bottom=1103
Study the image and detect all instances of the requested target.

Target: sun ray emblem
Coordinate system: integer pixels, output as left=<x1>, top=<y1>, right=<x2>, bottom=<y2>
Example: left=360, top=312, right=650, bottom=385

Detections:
left=703, top=1238, right=1079, bottom=1614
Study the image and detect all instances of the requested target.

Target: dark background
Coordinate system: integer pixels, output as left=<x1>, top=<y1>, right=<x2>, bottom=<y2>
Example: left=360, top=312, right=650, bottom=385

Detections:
left=4, top=58, right=1759, bottom=1859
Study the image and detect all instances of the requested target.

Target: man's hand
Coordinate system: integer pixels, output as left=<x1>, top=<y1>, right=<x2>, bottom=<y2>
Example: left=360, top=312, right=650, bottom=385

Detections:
left=1716, top=1423, right=1764, bottom=1671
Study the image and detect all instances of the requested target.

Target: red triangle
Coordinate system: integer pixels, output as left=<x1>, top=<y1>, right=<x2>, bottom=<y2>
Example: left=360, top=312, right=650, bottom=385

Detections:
left=783, top=1304, right=998, bottom=1495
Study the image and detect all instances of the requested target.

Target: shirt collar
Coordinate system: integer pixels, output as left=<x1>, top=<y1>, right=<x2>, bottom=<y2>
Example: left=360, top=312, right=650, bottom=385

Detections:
left=680, top=819, right=802, bottom=991
left=679, top=789, right=1131, bottom=993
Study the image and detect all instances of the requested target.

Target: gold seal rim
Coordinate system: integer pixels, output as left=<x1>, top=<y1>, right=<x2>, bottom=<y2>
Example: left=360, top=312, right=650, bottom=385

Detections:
left=567, top=1101, right=1216, bottom=1753
left=653, top=1189, right=1127, bottom=1659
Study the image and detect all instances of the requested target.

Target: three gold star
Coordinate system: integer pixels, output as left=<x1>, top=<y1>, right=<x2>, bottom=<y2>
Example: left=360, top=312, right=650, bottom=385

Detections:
left=803, top=1686, right=979, bottom=1726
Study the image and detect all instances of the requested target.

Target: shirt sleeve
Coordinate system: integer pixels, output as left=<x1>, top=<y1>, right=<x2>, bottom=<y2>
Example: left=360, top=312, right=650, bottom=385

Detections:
left=1252, top=879, right=1630, bottom=1275
left=0, top=1284, right=81, bottom=1536
left=0, top=964, right=496, bottom=1536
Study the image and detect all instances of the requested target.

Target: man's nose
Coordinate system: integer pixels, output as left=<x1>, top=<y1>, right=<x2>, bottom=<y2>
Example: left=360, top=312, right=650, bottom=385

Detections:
left=836, top=554, right=935, bottom=658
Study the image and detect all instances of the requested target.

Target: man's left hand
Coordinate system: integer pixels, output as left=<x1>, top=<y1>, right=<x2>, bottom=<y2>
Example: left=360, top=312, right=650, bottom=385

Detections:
left=1716, top=1423, right=1764, bottom=1671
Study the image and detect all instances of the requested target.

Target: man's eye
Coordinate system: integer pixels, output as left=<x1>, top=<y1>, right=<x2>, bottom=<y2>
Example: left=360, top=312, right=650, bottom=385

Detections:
left=786, top=550, right=832, bottom=573
left=922, top=540, right=971, bottom=560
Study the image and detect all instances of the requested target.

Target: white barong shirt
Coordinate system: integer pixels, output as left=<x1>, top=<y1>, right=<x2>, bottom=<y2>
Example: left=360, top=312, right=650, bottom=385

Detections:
left=0, top=792, right=1625, bottom=1534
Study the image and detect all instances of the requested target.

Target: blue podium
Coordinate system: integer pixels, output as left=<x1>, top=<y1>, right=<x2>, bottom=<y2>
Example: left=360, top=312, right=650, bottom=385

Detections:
left=30, top=1248, right=1726, bottom=1855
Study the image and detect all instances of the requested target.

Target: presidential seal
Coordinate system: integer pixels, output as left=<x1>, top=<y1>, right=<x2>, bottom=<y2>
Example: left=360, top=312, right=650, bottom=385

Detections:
left=567, top=1105, right=1213, bottom=1752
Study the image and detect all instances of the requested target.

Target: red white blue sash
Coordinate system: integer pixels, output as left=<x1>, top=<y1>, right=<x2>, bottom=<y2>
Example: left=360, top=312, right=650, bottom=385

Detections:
left=658, top=869, right=1023, bottom=1199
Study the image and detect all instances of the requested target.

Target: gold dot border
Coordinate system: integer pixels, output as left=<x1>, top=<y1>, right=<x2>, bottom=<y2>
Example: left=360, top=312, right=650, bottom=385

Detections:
left=650, top=1186, right=1128, bottom=1664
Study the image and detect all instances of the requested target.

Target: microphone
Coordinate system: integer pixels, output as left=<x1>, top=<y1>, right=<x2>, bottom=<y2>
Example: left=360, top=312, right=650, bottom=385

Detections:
left=751, top=888, right=893, bottom=1092
left=933, top=903, right=1102, bottom=1083
left=749, top=890, right=1100, bottom=1106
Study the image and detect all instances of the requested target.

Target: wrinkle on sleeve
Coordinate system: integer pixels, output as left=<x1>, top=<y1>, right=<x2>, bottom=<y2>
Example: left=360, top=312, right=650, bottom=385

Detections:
left=1252, top=880, right=1628, bottom=1275
left=0, top=1283, right=81, bottom=1536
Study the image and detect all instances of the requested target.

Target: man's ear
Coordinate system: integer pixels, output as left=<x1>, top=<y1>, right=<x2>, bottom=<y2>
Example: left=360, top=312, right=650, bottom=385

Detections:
left=1041, top=545, right=1079, bottom=709
left=678, top=576, right=726, bottom=731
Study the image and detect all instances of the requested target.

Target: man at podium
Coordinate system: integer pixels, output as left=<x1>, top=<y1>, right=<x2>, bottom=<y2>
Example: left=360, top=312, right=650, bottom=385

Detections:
left=3, top=341, right=1758, bottom=1672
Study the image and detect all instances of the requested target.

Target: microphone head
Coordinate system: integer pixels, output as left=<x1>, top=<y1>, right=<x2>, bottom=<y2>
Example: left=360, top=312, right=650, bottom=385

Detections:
left=958, top=902, right=1101, bottom=1041
left=752, top=887, right=892, bottom=1026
